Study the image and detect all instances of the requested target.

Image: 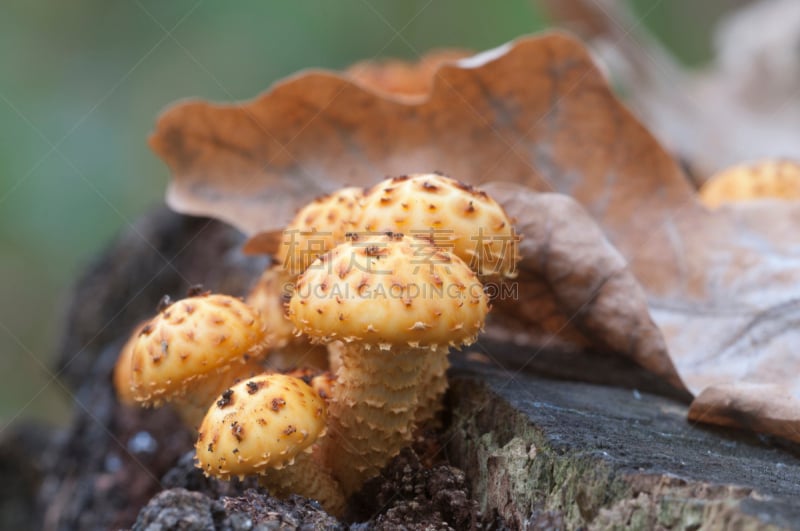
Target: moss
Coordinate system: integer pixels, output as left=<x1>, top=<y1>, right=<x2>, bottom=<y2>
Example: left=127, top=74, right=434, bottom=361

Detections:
left=445, top=377, right=782, bottom=530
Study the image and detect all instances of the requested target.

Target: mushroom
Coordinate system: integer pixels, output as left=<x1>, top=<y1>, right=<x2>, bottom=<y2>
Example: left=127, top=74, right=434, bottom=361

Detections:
left=113, top=321, right=148, bottom=406
left=356, top=173, right=520, bottom=278
left=246, top=265, right=329, bottom=371
left=355, top=173, right=520, bottom=425
left=115, top=321, right=265, bottom=427
left=699, top=159, right=800, bottom=208
left=128, top=293, right=267, bottom=417
left=246, top=265, right=296, bottom=347
left=281, top=367, right=336, bottom=403
left=171, top=359, right=266, bottom=428
left=310, top=371, right=336, bottom=402
left=289, top=233, right=489, bottom=493
left=195, top=373, right=345, bottom=516
left=277, top=187, right=363, bottom=276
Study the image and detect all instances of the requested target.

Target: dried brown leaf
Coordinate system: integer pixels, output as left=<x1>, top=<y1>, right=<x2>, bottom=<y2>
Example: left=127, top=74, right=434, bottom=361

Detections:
left=688, top=383, right=800, bottom=440
left=485, top=186, right=684, bottom=391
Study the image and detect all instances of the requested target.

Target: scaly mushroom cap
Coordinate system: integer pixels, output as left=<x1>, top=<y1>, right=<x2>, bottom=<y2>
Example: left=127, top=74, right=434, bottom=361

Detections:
left=130, top=294, right=266, bottom=406
left=195, top=373, right=327, bottom=480
left=245, top=265, right=296, bottom=347
left=282, top=368, right=335, bottom=401
left=356, top=173, right=520, bottom=278
left=278, top=187, right=363, bottom=276
left=311, top=372, right=336, bottom=401
left=289, top=234, right=489, bottom=348
left=699, top=159, right=800, bottom=208
left=246, top=265, right=330, bottom=371
left=113, top=321, right=148, bottom=406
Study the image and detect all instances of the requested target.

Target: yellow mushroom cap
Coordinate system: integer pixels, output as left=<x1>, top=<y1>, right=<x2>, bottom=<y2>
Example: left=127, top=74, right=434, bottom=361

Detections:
left=245, top=265, right=296, bottom=348
left=281, top=368, right=335, bottom=401
left=130, top=294, right=266, bottom=405
left=195, top=373, right=327, bottom=479
left=357, top=173, right=520, bottom=278
left=310, top=372, right=335, bottom=401
left=113, top=321, right=148, bottom=406
left=289, top=234, right=489, bottom=348
left=699, top=159, right=800, bottom=209
left=277, top=187, right=363, bottom=276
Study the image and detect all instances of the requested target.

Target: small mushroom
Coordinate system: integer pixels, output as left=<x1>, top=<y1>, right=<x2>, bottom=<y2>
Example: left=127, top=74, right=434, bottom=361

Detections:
left=280, top=367, right=336, bottom=402
left=171, top=360, right=266, bottom=428
left=128, top=293, right=267, bottom=411
left=246, top=265, right=329, bottom=371
left=116, top=324, right=265, bottom=428
left=289, top=234, right=489, bottom=493
left=699, top=159, right=800, bottom=208
left=357, top=173, right=520, bottom=278
left=195, top=373, right=345, bottom=516
left=113, top=321, right=148, bottom=406
left=277, top=187, right=363, bottom=276
left=246, top=265, right=296, bottom=348
left=355, top=173, right=520, bottom=425
left=310, top=371, right=336, bottom=401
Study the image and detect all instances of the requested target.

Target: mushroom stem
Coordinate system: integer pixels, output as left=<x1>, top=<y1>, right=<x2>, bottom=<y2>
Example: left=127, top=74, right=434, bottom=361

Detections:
left=323, top=344, right=440, bottom=494
left=413, top=352, right=450, bottom=426
left=259, top=452, right=346, bottom=517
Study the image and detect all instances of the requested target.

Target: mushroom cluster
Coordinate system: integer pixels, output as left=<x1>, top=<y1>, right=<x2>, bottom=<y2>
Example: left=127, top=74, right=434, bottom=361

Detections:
left=112, top=172, right=519, bottom=516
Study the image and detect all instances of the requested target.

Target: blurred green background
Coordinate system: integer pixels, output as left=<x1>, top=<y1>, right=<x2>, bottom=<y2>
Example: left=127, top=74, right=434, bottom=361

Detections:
left=0, top=0, right=741, bottom=426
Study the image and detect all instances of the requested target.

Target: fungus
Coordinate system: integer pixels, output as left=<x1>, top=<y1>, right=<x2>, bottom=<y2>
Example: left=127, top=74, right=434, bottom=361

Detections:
left=246, top=265, right=329, bottom=370
left=289, top=234, right=489, bottom=493
left=355, top=173, right=520, bottom=426
left=310, top=371, right=336, bottom=401
left=277, top=187, right=363, bottom=276
left=262, top=187, right=364, bottom=371
left=281, top=368, right=335, bottom=401
left=699, top=159, right=800, bottom=208
left=195, top=373, right=345, bottom=516
left=356, top=173, right=520, bottom=278
left=172, top=359, right=265, bottom=428
left=129, top=293, right=267, bottom=408
left=246, top=265, right=296, bottom=347
left=113, top=321, right=148, bottom=406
